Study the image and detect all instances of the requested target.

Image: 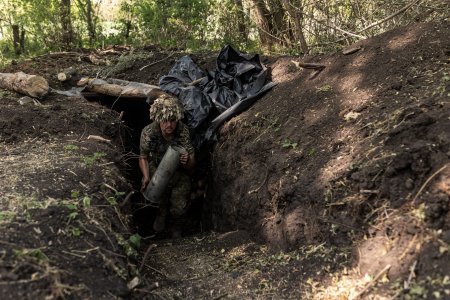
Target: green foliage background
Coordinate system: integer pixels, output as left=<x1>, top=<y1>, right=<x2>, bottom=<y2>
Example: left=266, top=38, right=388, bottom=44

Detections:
left=0, top=0, right=448, bottom=65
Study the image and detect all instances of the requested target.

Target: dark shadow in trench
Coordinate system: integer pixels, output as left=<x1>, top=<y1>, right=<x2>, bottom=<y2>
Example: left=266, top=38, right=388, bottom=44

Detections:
left=85, top=95, right=210, bottom=239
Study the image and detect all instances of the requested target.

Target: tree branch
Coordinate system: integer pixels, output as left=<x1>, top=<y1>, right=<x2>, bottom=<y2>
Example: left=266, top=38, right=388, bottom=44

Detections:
left=356, top=0, right=423, bottom=34
left=310, top=0, right=423, bottom=48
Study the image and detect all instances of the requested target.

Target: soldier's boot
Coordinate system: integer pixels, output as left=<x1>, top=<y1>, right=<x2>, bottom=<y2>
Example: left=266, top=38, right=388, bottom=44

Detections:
left=153, top=208, right=167, bottom=233
left=169, top=217, right=184, bottom=238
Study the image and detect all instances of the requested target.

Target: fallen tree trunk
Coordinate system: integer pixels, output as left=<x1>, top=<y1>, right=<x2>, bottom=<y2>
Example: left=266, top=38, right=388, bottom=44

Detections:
left=77, top=77, right=164, bottom=100
left=0, top=72, right=49, bottom=98
left=57, top=67, right=78, bottom=82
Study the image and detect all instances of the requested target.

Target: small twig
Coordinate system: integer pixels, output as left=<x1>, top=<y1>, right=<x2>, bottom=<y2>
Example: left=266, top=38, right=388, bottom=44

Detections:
left=352, top=264, right=391, bottom=299
left=85, top=240, right=126, bottom=258
left=143, top=264, right=174, bottom=280
left=213, top=294, right=229, bottom=300
left=87, top=135, right=111, bottom=143
left=0, top=240, right=19, bottom=247
left=89, top=219, right=117, bottom=251
left=248, top=166, right=269, bottom=194
left=399, top=234, right=418, bottom=261
left=113, top=206, right=128, bottom=230
left=119, top=190, right=135, bottom=208
left=184, top=76, right=207, bottom=87
left=0, top=275, right=47, bottom=285
left=61, top=250, right=86, bottom=258
left=319, top=217, right=364, bottom=232
left=404, top=260, right=417, bottom=290
left=412, top=164, right=448, bottom=204
left=71, top=247, right=100, bottom=254
left=135, top=282, right=160, bottom=293
left=139, top=244, right=157, bottom=272
left=139, top=52, right=176, bottom=71
left=103, top=183, right=119, bottom=194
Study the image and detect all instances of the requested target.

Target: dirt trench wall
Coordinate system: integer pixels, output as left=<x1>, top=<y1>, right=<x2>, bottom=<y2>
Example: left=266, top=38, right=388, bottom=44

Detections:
left=0, top=90, right=138, bottom=298
left=208, top=21, right=450, bottom=253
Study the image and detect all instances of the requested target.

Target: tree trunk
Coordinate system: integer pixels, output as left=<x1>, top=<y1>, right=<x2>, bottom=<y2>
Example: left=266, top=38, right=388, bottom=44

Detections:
left=86, top=0, right=95, bottom=44
left=77, top=77, right=164, bottom=100
left=76, top=0, right=96, bottom=45
left=0, top=72, right=49, bottom=98
left=270, top=0, right=286, bottom=42
left=60, top=0, right=74, bottom=50
left=282, top=0, right=308, bottom=53
left=12, top=25, right=21, bottom=55
left=249, top=0, right=274, bottom=51
left=20, top=27, right=25, bottom=53
left=234, top=0, right=248, bottom=43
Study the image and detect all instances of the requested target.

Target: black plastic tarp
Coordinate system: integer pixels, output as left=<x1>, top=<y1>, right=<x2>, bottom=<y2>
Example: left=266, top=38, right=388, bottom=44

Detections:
left=159, top=45, right=276, bottom=148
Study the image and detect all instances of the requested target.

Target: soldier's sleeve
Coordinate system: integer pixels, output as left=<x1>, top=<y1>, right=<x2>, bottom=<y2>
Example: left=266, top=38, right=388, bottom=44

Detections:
left=179, top=125, right=195, bottom=155
left=139, top=125, right=151, bottom=156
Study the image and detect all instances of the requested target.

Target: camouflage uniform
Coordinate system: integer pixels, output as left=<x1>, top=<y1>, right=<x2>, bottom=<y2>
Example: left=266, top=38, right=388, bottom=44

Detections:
left=140, top=121, right=194, bottom=217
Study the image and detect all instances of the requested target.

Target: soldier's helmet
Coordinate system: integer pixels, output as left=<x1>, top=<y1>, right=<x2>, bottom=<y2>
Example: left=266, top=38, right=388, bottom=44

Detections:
left=149, top=94, right=184, bottom=122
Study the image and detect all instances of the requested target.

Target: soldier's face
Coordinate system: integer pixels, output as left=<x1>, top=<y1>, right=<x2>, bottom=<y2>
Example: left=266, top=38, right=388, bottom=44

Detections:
left=160, top=120, right=177, bottom=136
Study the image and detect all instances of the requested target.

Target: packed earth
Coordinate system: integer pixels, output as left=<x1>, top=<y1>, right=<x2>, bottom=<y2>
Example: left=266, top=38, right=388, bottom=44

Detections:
left=0, top=21, right=449, bottom=299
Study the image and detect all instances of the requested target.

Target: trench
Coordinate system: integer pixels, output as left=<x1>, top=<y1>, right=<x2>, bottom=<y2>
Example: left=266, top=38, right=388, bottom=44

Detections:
left=89, top=95, right=211, bottom=238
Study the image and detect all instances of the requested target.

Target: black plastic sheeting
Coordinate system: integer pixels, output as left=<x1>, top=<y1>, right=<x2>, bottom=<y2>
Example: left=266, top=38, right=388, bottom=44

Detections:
left=159, top=45, right=276, bottom=148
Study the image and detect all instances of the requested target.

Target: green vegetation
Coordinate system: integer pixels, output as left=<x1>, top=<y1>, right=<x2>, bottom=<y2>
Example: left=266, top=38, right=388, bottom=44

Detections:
left=0, top=211, right=16, bottom=222
left=316, top=84, right=333, bottom=93
left=116, top=233, right=141, bottom=258
left=64, top=144, right=79, bottom=152
left=106, top=191, right=125, bottom=206
left=13, top=248, right=48, bottom=262
left=82, top=151, right=106, bottom=166
left=282, top=139, right=298, bottom=149
left=1, top=0, right=448, bottom=66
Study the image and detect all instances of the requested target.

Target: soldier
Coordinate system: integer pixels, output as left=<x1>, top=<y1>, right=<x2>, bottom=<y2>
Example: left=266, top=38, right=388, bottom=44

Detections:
left=139, top=94, right=195, bottom=237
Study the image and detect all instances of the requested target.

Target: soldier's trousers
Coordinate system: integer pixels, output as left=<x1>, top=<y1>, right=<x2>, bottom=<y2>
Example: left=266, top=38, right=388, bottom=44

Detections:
left=148, top=163, right=191, bottom=218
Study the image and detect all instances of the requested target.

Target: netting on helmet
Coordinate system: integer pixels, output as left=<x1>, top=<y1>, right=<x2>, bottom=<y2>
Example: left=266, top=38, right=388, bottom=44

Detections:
left=149, top=94, right=184, bottom=122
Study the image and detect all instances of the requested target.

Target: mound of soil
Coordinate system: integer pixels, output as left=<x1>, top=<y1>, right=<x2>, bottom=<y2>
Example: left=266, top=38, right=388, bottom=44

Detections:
left=0, top=21, right=449, bottom=299
left=211, top=21, right=450, bottom=297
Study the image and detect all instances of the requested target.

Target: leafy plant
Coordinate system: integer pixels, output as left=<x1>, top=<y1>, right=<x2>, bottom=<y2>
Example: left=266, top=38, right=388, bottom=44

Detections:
left=116, top=234, right=138, bottom=258
left=70, top=227, right=82, bottom=237
left=129, top=234, right=142, bottom=248
left=316, top=85, right=333, bottom=93
left=71, top=190, right=80, bottom=199
left=106, top=192, right=125, bottom=206
left=308, top=148, right=317, bottom=156
left=106, top=196, right=118, bottom=205
left=13, top=248, right=48, bottom=262
left=282, top=139, right=298, bottom=149
left=64, top=144, right=79, bottom=152
left=0, top=211, right=16, bottom=223
left=82, top=152, right=106, bottom=166
left=82, top=196, right=91, bottom=208
left=68, top=211, right=78, bottom=220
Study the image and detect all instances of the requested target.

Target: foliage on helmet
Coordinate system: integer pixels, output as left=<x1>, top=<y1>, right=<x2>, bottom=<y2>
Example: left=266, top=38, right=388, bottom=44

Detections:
left=149, top=94, right=184, bottom=122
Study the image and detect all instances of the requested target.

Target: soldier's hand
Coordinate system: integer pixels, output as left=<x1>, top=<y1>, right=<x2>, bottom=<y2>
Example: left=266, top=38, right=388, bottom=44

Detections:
left=180, top=153, right=189, bottom=165
left=141, top=176, right=150, bottom=192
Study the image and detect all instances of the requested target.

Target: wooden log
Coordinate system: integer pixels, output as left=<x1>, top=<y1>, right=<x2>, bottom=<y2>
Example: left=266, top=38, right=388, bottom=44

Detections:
left=0, top=72, right=49, bottom=98
left=57, top=67, right=78, bottom=82
left=291, top=60, right=326, bottom=70
left=343, top=45, right=362, bottom=55
left=77, top=77, right=165, bottom=100
left=290, top=60, right=326, bottom=80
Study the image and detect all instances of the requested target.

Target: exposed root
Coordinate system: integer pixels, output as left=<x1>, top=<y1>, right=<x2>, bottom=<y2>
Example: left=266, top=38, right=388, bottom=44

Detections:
left=412, top=163, right=449, bottom=204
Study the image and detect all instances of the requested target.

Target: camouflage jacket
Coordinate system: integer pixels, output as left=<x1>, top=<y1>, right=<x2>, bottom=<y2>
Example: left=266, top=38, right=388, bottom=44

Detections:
left=139, top=122, right=194, bottom=167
